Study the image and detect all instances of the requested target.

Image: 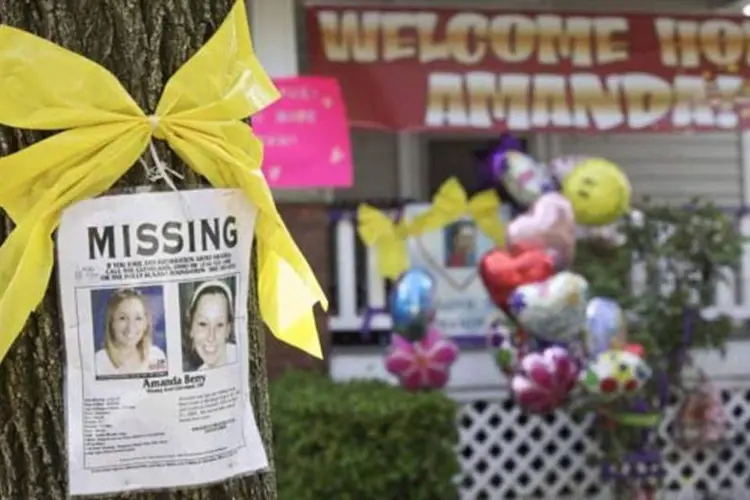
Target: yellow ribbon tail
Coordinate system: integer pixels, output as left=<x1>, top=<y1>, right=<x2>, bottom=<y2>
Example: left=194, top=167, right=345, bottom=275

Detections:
left=375, top=240, right=410, bottom=280
left=0, top=220, right=54, bottom=362
left=254, top=204, right=327, bottom=358
left=162, top=123, right=327, bottom=358
left=469, top=190, right=506, bottom=247
left=355, top=204, right=410, bottom=279
left=257, top=241, right=323, bottom=358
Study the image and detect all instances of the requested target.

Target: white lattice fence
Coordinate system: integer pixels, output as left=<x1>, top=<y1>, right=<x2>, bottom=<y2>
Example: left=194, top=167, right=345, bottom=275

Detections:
left=453, top=383, right=750, bottom=499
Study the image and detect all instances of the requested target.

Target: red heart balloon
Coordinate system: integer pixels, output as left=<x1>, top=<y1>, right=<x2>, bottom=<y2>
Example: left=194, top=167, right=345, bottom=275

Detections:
left=479, top=246, right=555, bottom=311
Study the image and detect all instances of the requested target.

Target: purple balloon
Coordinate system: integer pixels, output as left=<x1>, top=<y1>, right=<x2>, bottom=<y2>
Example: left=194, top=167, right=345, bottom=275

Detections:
left=477, top=134, right=524, bottom=189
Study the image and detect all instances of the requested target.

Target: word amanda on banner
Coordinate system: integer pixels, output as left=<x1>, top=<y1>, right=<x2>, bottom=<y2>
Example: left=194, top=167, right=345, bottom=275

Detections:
left=0, top=0, right=327, bottom=362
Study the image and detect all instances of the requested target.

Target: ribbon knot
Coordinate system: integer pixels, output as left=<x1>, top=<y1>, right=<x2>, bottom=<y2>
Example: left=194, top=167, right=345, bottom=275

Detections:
left=147, top=115, right=165, bottom=139
left=0, top=0, right=327, bottom=362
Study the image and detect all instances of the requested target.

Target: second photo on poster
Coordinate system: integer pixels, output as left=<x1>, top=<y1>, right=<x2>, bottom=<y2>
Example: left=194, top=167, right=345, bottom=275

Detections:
left=178, top=276, right=239, bottom=372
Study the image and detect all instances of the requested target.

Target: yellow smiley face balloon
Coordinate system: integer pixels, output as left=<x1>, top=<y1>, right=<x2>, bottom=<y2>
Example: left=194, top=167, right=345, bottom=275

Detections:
left=562, top=158, right=631, bottom=226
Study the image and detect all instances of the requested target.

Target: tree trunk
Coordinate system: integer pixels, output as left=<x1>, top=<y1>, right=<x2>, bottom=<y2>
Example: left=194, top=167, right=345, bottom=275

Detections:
left=0, top=1, right=277, bottom=499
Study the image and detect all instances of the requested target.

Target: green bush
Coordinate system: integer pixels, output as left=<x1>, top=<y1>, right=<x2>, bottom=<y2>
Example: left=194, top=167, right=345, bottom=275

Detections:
left=270, top=371, right=460, bottom=500
left=572, top=199, right=744, bottom=463
left=573, top=199, right=743, bottom=370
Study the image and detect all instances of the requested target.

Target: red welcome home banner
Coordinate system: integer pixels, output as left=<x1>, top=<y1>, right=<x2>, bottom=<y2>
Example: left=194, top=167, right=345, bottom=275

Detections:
left=306, top=5, right=750, bottom=132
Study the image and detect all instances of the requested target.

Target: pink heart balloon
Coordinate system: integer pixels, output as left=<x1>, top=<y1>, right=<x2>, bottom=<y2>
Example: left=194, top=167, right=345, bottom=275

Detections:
left=508, top=193, right=576, bottom=268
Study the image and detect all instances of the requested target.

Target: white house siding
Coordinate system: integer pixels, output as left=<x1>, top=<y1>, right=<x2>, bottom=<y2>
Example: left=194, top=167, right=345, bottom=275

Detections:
left=333, top=130, right=400, bottom=201
left=551, top=133, right=742, bottom=206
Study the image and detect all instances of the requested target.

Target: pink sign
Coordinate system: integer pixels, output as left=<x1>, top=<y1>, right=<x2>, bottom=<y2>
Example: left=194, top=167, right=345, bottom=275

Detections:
left=252, top=76, right=353, bottom=188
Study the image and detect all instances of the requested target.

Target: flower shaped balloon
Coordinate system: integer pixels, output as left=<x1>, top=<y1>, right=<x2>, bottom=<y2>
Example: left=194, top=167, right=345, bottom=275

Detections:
left=511, top=346, right=579, bottom=413
left=385, top=328, right=459, bottom=391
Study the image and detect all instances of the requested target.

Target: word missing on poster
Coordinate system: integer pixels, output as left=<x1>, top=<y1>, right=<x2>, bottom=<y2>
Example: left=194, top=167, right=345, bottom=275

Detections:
left=88, top=217, right=238, bottom=260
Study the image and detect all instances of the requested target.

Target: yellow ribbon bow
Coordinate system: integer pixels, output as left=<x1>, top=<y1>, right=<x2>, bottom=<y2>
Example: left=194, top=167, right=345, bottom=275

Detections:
left=356, top=177, right=505, bottom=280
left=410, top=178, right=506, bottom=246
left=356, top=205, right=413, bottom=279
left=0, top=0, right=327, bottom=361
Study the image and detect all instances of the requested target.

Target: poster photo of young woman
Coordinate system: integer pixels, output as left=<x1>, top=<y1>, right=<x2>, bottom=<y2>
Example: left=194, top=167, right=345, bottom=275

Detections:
left=91, top=286, right=168, bottom=380
left=178, top=276, right=239, bottom=372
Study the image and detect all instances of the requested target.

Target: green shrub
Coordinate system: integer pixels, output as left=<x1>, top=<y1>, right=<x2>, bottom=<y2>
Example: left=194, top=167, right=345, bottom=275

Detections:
left=573, top=199, right=742, bottom=361
left=270, top=371, right=460, bottom=500
left=572, top=199, right=744, bottom=463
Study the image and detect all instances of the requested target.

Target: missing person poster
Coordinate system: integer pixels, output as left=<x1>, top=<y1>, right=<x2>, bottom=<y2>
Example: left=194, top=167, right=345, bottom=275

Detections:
left=57, top=188, right=268, bottom=496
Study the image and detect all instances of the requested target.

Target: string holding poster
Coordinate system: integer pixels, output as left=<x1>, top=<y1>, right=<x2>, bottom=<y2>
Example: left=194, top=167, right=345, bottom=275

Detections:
left=57, top=189, right=268, bottom=496
left=404, top=203, right=513, bottom=338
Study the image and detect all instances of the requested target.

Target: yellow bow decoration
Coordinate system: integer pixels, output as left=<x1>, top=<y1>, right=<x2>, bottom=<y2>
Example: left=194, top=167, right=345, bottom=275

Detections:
left=409, top=178, right=506, bottom=246
left=356, top=177, right=506, bottom=280
left=0, top=0, right=327, bottom=361
left=356, top=205, right=413, bottom=279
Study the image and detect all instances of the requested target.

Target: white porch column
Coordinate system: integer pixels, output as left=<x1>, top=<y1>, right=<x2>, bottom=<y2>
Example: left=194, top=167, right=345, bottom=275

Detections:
left=738, top=132, right=750, bottom=312
left=541, top=133, right=562, bottom=161
left=741, top=132, right=750, bottom=206
left=396, top=133, right=425, bottom=200
left=249, top=0, right=298, bottom=77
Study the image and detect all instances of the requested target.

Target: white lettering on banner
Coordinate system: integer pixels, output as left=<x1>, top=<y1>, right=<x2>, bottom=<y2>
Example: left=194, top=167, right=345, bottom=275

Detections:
left=57, top=189, right=267, bottom=496
left=314, top=9, right=750, bottom=130
left=424, top=72, right=742, bottom=130
left=317, top=10, right=750, bottom=68
left=316, top=10, right=633, bottom=66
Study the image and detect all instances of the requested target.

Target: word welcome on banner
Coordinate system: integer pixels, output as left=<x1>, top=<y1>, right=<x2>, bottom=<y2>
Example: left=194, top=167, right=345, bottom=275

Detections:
left=306, top=6, right=750, bottom=132
left=253, top=76, right=353, bottom=188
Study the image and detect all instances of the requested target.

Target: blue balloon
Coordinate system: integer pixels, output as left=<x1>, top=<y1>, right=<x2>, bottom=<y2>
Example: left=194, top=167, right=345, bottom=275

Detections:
left=585, top=297, right=626, bottom=358
left=389, top=268, right=436, bottom=340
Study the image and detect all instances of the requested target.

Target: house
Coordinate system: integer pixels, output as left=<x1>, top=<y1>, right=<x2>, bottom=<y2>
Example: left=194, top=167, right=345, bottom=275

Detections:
left=252, top=0, right=750, bottom=497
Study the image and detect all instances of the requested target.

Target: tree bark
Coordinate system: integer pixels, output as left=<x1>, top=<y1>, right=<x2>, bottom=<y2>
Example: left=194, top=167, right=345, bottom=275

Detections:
left=0, top=1, right=277, bottom=499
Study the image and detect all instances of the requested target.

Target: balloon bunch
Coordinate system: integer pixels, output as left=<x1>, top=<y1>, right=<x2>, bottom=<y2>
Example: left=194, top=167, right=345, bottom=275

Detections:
left=383, top=269, right=459, bottom=391
left=479, top=138, right=653, bottom=414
